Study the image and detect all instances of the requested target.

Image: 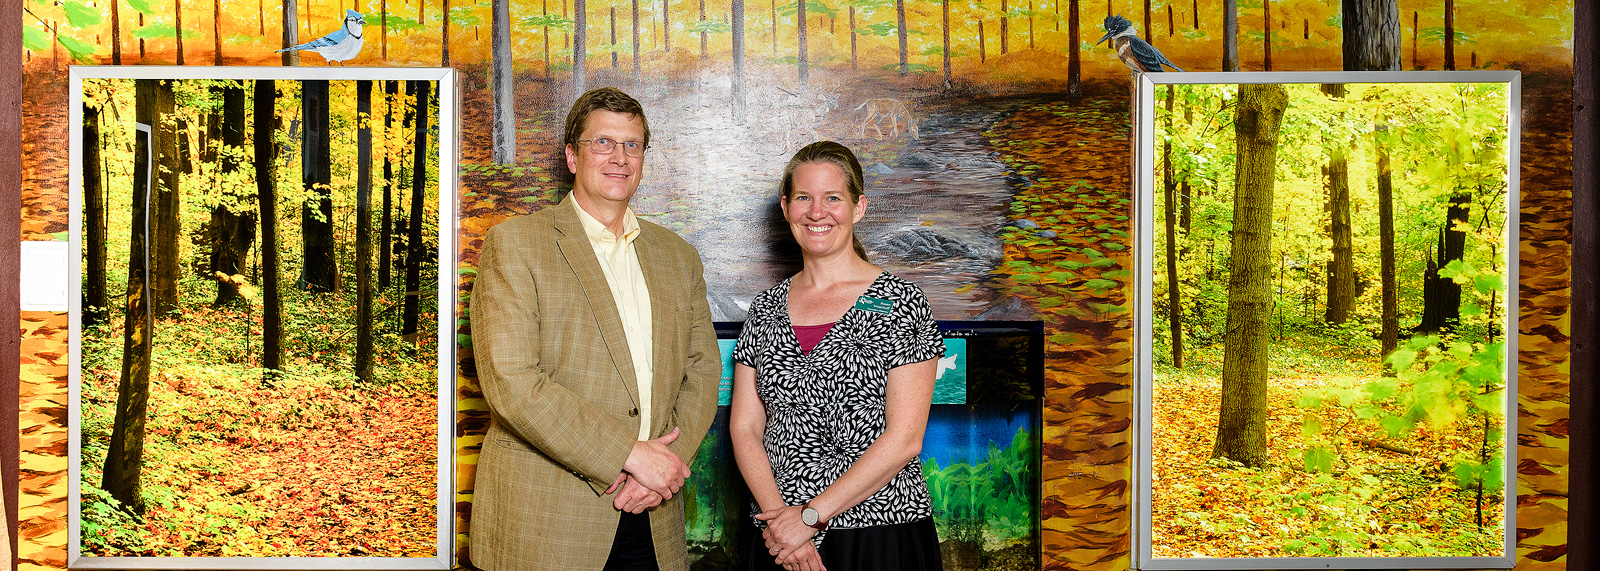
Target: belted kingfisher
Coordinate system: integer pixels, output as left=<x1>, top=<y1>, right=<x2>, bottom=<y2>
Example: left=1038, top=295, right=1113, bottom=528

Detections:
left=276, top=9, right=366, bottom=65
left=1096, top=15, right=1185, bottom=73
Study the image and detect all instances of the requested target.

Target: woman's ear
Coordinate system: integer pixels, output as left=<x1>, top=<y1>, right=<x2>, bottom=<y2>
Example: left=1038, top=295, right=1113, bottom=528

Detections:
left=852, top=197, right=868, bottom=223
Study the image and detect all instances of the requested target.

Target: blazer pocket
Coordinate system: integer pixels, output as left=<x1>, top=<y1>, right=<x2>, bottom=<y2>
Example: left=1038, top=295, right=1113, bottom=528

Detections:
left=488, top=433, right=535, bottom=452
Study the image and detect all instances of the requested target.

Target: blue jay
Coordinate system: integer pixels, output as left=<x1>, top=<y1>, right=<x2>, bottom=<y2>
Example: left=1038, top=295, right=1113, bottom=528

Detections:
left=1097, top=15, right=1185, bottom=73
left=276, top=9, right=365, bottom=65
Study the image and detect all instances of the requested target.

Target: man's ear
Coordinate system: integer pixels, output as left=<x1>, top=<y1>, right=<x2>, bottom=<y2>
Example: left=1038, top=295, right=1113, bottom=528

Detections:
left=564, top=144, right=578, bottom=174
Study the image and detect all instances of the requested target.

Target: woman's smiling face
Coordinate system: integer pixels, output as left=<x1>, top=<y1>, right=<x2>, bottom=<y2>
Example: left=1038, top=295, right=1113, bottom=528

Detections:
left=782, top=161, right=867, bottom=259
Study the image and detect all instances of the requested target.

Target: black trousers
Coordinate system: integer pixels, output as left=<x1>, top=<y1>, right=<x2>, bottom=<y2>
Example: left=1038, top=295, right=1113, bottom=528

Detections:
left=603, top=511, right=660, bottom=571
left=740, top=517, right=944, bottom=571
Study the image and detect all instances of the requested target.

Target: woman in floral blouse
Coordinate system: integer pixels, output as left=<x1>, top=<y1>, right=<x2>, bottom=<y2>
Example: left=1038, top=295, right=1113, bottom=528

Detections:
left=730, top=141, right=946, bottom=571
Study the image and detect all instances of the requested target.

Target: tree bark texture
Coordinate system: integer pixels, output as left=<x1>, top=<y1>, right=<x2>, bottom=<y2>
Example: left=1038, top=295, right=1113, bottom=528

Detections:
left=356, top=80, right=375, bottom=383
left=84, top=104, right=108, bottom=326
left=799, top=0, right=809, bottom=84
left=255, top=79, right=283, bottom=375
left=1067, top=0, right=1079, bottom=98
left=1322, top=84, right=1354, bottom=324
left=895, top=0, right=905, bottom=75
left=299, top=80, right=337, bottom=293
left=103, top=79, right=159, bottom=516
left=1212, top=83, right=1288, bottom=468
left=1341, top=0, right=1400, bottom=71
left=575, top=0, right=588, bottom=97
left=1415, top=193, right=1470, bottom=333
left=733, top=0, right=746, bottom=118
left=1222, top=0, right=1237, bottom=70
left=1163, top=86, right=1184, bottom=369
left=211, top=82, right=257, bottom=308
left=1378, top=143, right=1397, bottom=355
left=382, top=81, right=397, bottom=289
left=152, top=80, right=180, bottom=316
left=491, top=0, right=515, bottom=164
left=403, top=82, right=430, bottom=342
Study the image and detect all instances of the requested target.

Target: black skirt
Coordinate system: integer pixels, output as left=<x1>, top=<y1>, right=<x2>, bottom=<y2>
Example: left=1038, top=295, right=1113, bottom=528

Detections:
left=739, top=517, right=944, bottom=571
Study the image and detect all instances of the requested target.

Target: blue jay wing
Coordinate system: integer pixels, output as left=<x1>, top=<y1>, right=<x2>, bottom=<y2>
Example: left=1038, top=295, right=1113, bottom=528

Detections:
left=282, top=27, right=348, bottom=51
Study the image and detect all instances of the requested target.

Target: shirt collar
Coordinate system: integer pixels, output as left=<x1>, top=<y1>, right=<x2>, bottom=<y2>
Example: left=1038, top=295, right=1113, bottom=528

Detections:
left=571, top=195, right=641, bottom=244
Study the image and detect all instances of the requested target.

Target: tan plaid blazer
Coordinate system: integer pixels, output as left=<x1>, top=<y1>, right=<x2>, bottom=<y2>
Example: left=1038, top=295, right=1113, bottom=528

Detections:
left=468, top=196, right=721, bottom=571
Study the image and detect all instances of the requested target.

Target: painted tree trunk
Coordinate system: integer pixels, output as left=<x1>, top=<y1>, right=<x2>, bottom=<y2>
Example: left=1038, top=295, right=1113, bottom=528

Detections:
left=491, top=0, right=514, bottom=164
left=575, top=0, right=587, bottom=96
left=1223, top=0, right=1237, bottom=70
left=1212, top=83, right=1287, bottom=468
left=1342, top=0, right=1400, bottom=71
left=895, top=0, right=905, bottom=75
left=1067, top=0, right=1079, bottom=98
left=282, top=0, right=299, bottom=65
left=798, top=0, right=808, bottom=84
left=732, top=0, right=746, bottom=118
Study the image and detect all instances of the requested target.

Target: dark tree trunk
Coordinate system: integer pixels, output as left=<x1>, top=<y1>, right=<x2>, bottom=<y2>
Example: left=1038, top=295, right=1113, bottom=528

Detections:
left=733, top=0, right=746, bottom=119
left=1415, top=193, right=1470, bottom=333
left=111, top=0, right=122, bottom=64
left=491, top=0, right=514, bottom=163
left=979, top=20, right=984, bottom=62
left=616, top=6, right=623, bottom=66
left=213, top=0, right=222, bottom=64
left=1342, top=0, right=1400, bottom=71
left=1067, top=0, right=1079, bottom=98
left=698, top=0, right=706, bottom=59
left=298, top=80, right=337, bottom=293
left=152, top=81, right=180, bottom=316
left=212, top=82, right=257, bottom=308
left=1378, top=144, right=1397, bottom=356
left=381, top=80, right=397, bottom=289
left=1143, top=0, right=1150, bottom=43
left=84, top=104, right=109, bottom=327
left=103, top=79, right=158, bottom=516
left=999, top=0, right=1007, bottom=54
left=662, top=0, right=671, bottom=51
left=355, top=80, right=375, bottom=382
left=1442, top=0, right=1454, bottom=70
left=443, top=0, right=452, bottom=64
left=403, top=81, right=430, bottom=343
left=1262, top=0, right=1271, bottom=70
left=175, top=0, right=185, bottom=64
left=1322, top=83, right=1354, bottom=324
left=1222, top=0, right=1237, bottom=70
left=1212, top=83, right=1288, bottom=469
left=255, top=80, right=282, bottom=376
left=1163, top=85, right=1183, bottom=369
left=575, top=0, right=588, bottom=96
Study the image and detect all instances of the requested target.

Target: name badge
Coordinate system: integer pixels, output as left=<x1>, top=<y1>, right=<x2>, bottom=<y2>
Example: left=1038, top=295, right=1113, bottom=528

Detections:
left=853, top=296, right=895, bottom=314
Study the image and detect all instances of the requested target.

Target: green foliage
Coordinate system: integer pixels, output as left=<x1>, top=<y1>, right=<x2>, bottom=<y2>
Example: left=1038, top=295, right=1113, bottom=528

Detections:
left=854, top=21, right=901, bottom=37
left=518, top=13, right=572, bottom=29
left=125, top=0, right=156, bottom=15
left=132, top=24, right=197, bottom=39
left=62, top=0, right=102, bottom=27
left=57, top=33, right=100, bottom=61
left=778, top=0, right=838, bottom=18
left=23, top=24, right=49, bottom=51
left=687, top=19, right=732, bottom=34
left=383, top=13, right=428, bottom=31
left=449, top=6, right=483, bottom=26
left=921, top=427, right=1034, bottom=549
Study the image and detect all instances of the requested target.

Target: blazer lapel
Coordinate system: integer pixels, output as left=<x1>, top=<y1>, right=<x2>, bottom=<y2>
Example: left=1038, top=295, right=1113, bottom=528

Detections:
left=552, top=198, right=641, bottom=410
left=637, top=227, right=677, bottom=430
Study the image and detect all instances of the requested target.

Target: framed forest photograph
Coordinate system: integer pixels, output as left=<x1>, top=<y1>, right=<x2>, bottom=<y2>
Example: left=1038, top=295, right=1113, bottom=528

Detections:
left=66, top=66, right=458, bottom=569
left=1133, top=71, right=1519, bottom=570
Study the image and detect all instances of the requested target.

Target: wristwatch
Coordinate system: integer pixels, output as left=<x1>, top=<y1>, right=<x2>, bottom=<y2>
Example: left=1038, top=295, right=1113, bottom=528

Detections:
left=800, top=504, right=829, bottom=531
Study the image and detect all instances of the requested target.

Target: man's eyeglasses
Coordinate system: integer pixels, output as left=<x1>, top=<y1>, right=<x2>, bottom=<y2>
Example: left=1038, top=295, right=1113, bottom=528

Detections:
left=575, top=137, right=648, bottom=157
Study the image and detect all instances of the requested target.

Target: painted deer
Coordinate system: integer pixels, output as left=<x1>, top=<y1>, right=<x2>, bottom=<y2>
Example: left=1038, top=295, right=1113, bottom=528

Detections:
left=856, top=98, right=919, bottom=140
left=776, top=85, right=841, bottom=152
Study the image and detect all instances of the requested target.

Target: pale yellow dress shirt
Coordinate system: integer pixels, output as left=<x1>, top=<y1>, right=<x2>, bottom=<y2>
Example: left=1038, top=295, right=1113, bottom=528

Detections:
left=572, top=198, right=655, bottom=441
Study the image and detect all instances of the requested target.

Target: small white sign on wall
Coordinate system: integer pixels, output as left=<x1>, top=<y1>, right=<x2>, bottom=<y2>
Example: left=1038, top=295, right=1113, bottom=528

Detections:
left=20, top=240, right=70, bottom=312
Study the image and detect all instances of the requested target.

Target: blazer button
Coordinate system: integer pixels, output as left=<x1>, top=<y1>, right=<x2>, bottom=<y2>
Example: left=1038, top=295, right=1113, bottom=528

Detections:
left=629, top=407, right=639, bottom=417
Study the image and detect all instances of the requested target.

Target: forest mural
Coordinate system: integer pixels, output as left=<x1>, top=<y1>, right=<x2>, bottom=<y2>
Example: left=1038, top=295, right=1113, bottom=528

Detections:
left=13, top=0, right=1576, bottom=568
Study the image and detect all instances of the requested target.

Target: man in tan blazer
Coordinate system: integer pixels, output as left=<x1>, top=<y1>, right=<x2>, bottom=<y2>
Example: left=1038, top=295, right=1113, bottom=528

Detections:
left=469, top=88, right=720, bottom=571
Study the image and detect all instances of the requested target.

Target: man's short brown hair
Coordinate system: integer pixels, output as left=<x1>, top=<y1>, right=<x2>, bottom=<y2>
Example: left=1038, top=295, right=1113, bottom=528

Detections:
left=562, top=87, right=651, bottom=150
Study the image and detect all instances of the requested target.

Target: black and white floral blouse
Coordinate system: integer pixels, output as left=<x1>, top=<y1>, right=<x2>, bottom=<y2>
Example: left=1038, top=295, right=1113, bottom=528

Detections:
left=733, top=272, right=946, bottom=535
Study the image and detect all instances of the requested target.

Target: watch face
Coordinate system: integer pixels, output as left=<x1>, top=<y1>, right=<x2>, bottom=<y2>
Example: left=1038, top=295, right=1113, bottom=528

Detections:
left=802, top=507, right=819, bottom=526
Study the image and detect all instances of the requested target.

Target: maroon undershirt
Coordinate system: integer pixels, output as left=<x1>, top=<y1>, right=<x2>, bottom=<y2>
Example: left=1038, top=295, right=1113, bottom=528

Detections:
left=792, top=322, right=835, bottom=355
